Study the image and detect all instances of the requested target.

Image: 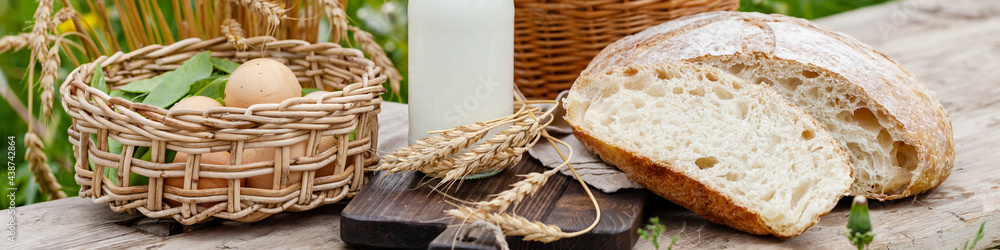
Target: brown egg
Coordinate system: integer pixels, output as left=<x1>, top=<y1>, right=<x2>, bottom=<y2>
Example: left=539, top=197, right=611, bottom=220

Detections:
left=224, top=58, right=302, bottom=108
left=165, top=151, right=238, bottom=207
left=244, top=143, right=306, bottom=189
left=165, top=96, right=236, bottom=207
left=314, top=136, right=345, bottom=177
left=171, top=95, right=222, bottom=110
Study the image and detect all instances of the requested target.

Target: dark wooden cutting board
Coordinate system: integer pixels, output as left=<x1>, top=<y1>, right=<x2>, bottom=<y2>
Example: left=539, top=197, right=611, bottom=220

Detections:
left=341, top=157, right=649, bottom=249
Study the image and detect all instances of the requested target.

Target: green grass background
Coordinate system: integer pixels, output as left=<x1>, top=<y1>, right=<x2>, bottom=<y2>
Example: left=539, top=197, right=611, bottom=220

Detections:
left=0, top=0, right=894, bottom=208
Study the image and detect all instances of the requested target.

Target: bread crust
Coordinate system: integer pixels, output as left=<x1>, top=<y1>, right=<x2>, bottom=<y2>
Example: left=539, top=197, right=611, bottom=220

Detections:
left=584, top=11, right=954, bottom=200
left=572, top=126, right=780, bottom=236
left=566, top=63, right=851, bottom=237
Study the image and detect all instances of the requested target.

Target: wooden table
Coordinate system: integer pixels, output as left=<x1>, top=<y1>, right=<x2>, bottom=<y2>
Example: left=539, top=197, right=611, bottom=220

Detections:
left=3, top=0, right=999, bottom=248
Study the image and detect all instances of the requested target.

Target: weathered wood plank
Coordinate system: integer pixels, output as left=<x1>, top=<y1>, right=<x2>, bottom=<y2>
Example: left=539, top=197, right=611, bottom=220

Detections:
left=639, top=0, right=1000, bottom=249
left=1, top=196, right=352, bottom=249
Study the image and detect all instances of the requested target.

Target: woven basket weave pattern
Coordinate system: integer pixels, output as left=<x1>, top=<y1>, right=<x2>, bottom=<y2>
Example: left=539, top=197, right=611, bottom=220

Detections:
left=514, top=0, right=739, bottom=99
left=61, top=37, right=385, bottom=224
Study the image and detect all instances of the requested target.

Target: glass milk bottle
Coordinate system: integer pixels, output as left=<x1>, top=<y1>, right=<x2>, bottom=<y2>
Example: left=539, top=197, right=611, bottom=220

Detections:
left=408, top=0, right=514, bottom=144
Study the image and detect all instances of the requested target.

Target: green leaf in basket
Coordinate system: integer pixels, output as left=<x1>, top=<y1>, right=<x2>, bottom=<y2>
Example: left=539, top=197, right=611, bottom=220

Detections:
left=133, top=146, right=149, bottom=159
left=129, top=172, right=149, bottom=186
left=165, top=150, right=177, bottom=164
left=109, top=90, right=141, bottom=101
left=173, top=51, right=215, bottom=81
left=302, top=88, right=321, bottom=96
left=109, top=137, right=124, bottom=155
left=187, top=77, right=215, bottom=96
left=215, top=97, right=225, bottom=106
left=142, top=51, right=214, bottom=108
left=142, top=80, right=191, bottom=108
left=134, top=147, right=177, bottom=164
left=90, top=62, right=107, bottom=94
left=211, top=57, right=241, bottom=74
left=130, top=93, right=148, bottom=103
left=102, top=139, right=151, bottom=186
left=121, top=73, right=168, bottom=93
left=103, top=167, right=149, bottom=186
left=193, top=77, right=228, bottom=99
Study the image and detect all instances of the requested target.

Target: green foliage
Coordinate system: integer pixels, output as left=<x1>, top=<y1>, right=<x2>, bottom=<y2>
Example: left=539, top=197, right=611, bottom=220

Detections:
left=738, top=0, right=897, bottom=19
left=90, top=62, right=107, bottom=94
left=666, top=234, right=679, bottom=250
left=302, top=88, right=321, bottom=96
left=639, top=217, right=668, bottom=250
left=210, top=57, right=240, bottom=74
left=957, top=222, right=986, bottom=250
left=345, top=0, right=408, bottom=103
left=191, top=77, right=228, bottom=99
left=140, top=51, right=213, bottom=108
left=116, top=51, right=232, bottom=107
left=846, top=197, right=875, bottom=250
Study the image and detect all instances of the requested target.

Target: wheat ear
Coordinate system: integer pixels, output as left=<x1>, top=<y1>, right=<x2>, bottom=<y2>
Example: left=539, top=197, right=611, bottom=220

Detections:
left=447, top=206, right=566, bottom=243
left=435, top=116, right=544, bottom=184
left=29, top=0, right=53, bottom=54
left=52, top=7, right=78, bottom=24
left=237, top=0, right=287, bottom=35
left=447, top=134, right=599, bottom=243
left=350, top=26, right=401, bottom=96
left=0, top=33, right=32, bottom=54
left=40, top=43, right=59, bottom=119
left=25, top=120, right=66, bottom=200
left=22, top=0, right=65, bottom=201
left=321, top=0, right=348, bottom=43
left=377, top=121, right=502, bottom=174
left=221, top=19, right=249, bottom=51
left=474, top=169, right=558, bottom=213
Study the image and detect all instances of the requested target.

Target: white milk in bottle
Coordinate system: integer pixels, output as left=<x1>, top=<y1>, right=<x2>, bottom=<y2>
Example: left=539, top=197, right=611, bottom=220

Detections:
left=408, top=0, right=514, bottom=144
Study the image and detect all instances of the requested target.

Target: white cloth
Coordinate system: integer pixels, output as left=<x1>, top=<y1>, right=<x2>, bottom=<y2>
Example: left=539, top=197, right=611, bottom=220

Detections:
left=376, top=95, right=642, bottom=193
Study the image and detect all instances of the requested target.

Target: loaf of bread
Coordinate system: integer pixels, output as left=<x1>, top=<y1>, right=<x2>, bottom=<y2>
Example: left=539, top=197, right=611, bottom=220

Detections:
left=584, top=11, right=954, bottom=201
left=565, top=62, right=853, bottom=237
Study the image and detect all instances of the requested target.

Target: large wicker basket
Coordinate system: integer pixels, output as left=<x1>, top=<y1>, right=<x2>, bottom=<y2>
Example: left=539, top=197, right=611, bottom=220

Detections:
left=514, top=0, right=739, bottom=99
left=61, top=37, right=386, bottom=224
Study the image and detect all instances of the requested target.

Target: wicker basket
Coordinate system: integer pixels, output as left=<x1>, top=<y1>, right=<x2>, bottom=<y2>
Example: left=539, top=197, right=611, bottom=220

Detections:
left=514, top=0, right=739, bottom=99
left=61, top=36, right=386, bottom=224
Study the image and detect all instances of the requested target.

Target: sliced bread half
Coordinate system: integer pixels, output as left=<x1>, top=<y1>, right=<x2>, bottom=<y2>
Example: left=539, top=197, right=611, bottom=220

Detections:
left=565, top=62, right=853, bottom=237
left=584, top=11, right=954, bottom=200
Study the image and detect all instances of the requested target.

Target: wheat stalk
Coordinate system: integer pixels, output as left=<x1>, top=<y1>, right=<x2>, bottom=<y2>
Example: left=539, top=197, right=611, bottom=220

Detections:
left=447, top=206, right=567, bottom=243
left=0, top=33, right=32, bottom=54
left=377, top=122, right=500, bottom=174
left=378, top=104, right=539, bottom=177
left=446, top=132, right=601, bottom=243
left=434, top=116, right=544, bottom=184
left=25, top=119, right=66, bottom=200
left=221, top=19, right=250, bottom=51
left=29, top=0, right=53, bottom=68
left=350, top=26, right=401, bottom=96
left=40, top=43, right=60, bottom=119
left=473, top=169, right=558, bottom=213
left=321, top=0, right=349, bottom=43
left=21, top=0, right=65, bottom=200
left=236, top=0, right=287, bottom=36
left=52, top=7, right=79, bottom=25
